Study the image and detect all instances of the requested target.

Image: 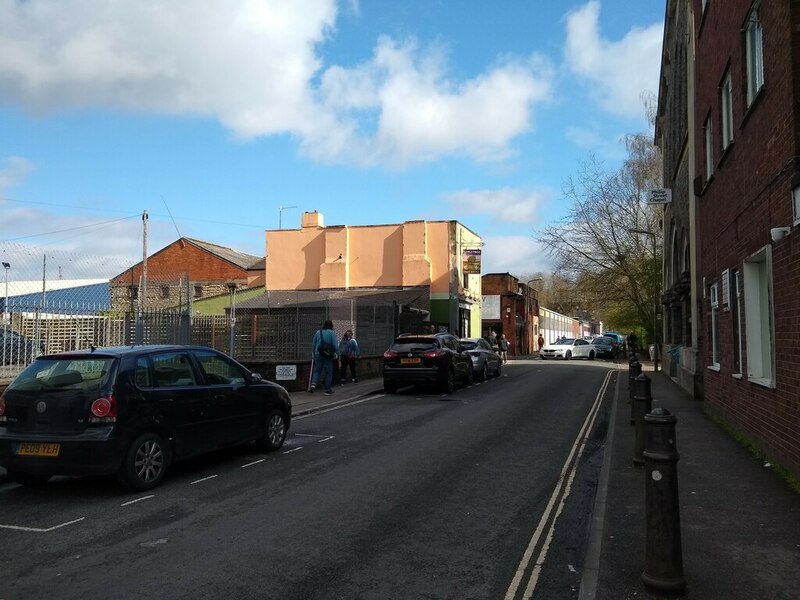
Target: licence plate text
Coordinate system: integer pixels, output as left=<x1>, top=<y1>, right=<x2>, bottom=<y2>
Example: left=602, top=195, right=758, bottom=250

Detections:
left=18, top=442, right=61, bottom=457
left=400, top=358, right=421, bottom=364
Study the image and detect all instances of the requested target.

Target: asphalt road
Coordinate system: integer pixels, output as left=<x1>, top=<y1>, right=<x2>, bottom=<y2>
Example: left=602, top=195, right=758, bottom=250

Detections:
left=0, top=359, right=619, bottom=600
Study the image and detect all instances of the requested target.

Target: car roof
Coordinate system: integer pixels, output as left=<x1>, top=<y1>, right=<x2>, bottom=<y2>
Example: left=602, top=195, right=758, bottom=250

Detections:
left=39, top=344, right=218, bottom=359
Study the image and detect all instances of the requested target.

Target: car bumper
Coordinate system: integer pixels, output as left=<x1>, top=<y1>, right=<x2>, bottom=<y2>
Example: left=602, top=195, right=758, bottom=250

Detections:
left=383, top=366, right=445, bottom=385
left=0, top=427, right=124, bottom=476
left=540, top=351, right=566, bottom=359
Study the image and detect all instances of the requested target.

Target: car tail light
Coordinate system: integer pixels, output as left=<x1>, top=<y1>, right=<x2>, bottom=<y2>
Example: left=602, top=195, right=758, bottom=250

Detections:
left=383, top=350, right=398, bottom=359
left=423, top=349, right=446, bottom=359
left=89, top=394, right=117, bottom=423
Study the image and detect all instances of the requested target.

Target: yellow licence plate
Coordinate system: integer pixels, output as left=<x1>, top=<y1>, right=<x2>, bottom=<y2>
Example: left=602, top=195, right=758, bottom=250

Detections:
left=18, top=442, right=61, bottom=457
left=400, top=358, right=421, bottom=364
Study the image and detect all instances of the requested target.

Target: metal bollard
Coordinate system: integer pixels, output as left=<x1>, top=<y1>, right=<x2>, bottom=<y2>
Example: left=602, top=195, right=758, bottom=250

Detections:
left=632, top=374, right=652, bottom=465
left=628, top=360, right=641, bottom=423
left=642, top=408, right=686, bottom=593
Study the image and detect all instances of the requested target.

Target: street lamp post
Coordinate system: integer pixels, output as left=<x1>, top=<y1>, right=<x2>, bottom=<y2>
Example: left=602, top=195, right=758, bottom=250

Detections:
left=2, top=262, right=9, bottom=323
left=629, top=229, right=659, bottom=372
left=278, top=205, right=298, bottom=230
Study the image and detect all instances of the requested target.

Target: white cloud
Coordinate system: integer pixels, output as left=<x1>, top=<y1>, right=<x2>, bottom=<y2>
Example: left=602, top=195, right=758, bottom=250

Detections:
left=443, top=187, right=548, bottom=224
left=564, top=1, right=662, bottom=118
left=0, top=1, right=553, bottom=168
left=481, top=235, right=552, bottom=276
left=0, top=156, right=35, bottom=194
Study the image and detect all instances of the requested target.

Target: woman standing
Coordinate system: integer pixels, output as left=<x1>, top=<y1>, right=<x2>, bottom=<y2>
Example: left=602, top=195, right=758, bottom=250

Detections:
left=339, top=329, right=360, bottom=383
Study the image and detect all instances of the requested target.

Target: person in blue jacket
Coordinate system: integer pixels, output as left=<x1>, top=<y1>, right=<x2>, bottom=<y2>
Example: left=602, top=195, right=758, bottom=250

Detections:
left=310, top=320, right=338, bottom=395
left=339, top=330, right=360, bottom=383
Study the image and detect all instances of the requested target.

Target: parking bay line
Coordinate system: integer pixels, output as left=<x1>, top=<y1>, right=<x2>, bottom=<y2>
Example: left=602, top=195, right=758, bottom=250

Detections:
left=0, top=516, right=85, bottom=533
left=121, top=495, right=155, bottom=507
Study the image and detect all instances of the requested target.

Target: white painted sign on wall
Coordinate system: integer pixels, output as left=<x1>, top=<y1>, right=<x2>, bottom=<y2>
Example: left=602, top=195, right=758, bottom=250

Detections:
left=275, top=365, right=297, bottom=381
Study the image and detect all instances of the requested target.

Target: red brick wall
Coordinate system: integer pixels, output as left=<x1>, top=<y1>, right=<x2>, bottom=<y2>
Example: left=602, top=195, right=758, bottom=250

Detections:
left=695, top=0, right=800, bottom=477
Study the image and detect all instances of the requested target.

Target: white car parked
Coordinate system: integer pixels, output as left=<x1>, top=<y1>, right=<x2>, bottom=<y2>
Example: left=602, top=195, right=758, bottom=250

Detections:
left=540, top=337, right=596, bottom=360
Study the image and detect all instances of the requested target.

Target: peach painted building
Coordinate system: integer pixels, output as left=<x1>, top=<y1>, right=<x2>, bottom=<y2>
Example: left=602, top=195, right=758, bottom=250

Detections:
left=265, top=212, right=483, bottom=337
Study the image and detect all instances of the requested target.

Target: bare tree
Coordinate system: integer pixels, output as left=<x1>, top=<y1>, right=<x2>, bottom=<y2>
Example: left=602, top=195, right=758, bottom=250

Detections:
left=537, top=120, right=663, bottom=338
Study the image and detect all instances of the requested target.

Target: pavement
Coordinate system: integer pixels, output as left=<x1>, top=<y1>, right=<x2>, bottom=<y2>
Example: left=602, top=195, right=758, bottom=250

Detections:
left=3, top=360, right=799, bottom=599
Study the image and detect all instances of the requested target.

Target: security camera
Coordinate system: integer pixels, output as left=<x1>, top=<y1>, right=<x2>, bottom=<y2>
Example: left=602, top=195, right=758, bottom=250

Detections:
left=770, top=227, right=791, bottom=242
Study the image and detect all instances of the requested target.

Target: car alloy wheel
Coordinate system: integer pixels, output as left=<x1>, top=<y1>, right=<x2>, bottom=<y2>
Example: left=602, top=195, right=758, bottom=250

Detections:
left=258, top=409, right=287, bottom=452
left=118, top=432, right=169, bottom=491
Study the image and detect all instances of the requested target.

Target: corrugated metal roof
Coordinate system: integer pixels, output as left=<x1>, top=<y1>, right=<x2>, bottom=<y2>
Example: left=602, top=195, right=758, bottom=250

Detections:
left=235, top=286, right=431, bottom=310
left=184, top=238, right=263, bottom=270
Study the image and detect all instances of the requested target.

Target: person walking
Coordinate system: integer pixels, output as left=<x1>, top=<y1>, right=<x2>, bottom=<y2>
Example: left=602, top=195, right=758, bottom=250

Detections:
left=339, top=329, right=360, bottom=383
left=627, top=331, right=638, bottom=358
left=537, top=333, right=544, bottom=352
left=310, top=320, right=338, bottom=395
left=499, top=333, right=510, bottom=363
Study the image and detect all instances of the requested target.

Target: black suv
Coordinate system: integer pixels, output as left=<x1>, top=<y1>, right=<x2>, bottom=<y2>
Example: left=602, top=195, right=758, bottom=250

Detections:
left=382, top=333, right=473, bottom=394
left=0, top=345, right=291, bottom=491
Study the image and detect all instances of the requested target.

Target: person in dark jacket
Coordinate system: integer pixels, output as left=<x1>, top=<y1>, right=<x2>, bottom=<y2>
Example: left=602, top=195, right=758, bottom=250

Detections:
left=339, top=330, right=360, bottom=383
left=310, top=320, right=338, bottom=395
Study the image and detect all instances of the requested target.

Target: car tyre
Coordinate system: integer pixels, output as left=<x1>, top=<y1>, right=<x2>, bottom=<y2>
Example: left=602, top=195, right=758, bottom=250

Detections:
left=8, top=471, right=52, bottom=486
left=464, top=365, right=474, bottom=387
left=494, top=361, right=502, bottom=377
left=117, top=432, right=170, bottom=492
left=440, top=368, right=455, bottom=394
left=565, top=350, right=572, bottom=360
left=588, top=350, right=595, bottom=360
left=480, top=362, right=489, bottom=381
left=257, top=409, right=288, bottom=452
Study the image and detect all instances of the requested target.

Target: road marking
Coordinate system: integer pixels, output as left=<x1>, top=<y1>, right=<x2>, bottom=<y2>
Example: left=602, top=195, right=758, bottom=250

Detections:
left=241, top=459, right=265, bottom=468
left=505, top=369, right=613, bottom=600
left=121, top=495, right=155, bottom=507
left=294, top=395, right=380, bottom=419
left=317, top=436, right=334, bottom=443
left=282, top=447, right=303, bottom=454
left=190, top=475, right=218, bottom=485
left=0, top=516, right=85, bottom=533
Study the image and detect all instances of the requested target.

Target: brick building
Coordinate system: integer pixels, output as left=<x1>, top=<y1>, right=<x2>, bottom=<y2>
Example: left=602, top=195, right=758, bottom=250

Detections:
left=481, top=273, right=539, bottom=356
left=692, top=0, right=800, bottom=478
left=110, top=237, right=264, bottom=313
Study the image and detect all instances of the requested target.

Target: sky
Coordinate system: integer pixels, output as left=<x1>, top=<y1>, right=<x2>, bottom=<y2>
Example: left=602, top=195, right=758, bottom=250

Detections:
left=0, top=0, right=664, bottom=282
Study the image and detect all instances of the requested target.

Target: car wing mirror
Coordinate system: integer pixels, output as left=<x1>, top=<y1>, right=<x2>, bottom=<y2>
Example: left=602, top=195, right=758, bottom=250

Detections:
left=250, top=372, right=263, bottom=383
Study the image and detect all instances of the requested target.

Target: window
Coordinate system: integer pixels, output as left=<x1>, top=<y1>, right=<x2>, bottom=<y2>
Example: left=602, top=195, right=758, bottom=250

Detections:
left=702, top=0, right=708, bottom=12
left=193, top=285, right=203, bottom=298
left=710, top=283, right=720, bottom=368
left=731, top=270, right=742, bottom=374
left=129, top=285, right=138, bottom=300
left=161, top=286, right=170, bottom=299
left=705, top=116, right=714, bottom=178
left=743, top=245, right=775, bottom=386
left=152, top=352, right=198, bottom=387
left=745, top=4, right=764, bottom=106
left=194, top=349, right=246, bottom=386
left=720, top=71, right=734, bottom=149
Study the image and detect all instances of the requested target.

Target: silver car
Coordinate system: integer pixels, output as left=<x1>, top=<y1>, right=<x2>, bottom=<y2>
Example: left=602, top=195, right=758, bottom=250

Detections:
left=540, top=337, right=595, bottom=360
left=459, top=337, right=502, bottom=380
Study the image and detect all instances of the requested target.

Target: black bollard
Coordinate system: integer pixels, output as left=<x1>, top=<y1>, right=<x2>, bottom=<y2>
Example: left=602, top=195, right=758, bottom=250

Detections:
left=642, top=408, right=686, bottom=593
left=628, top=361, right=641, bottom=423
left=632, top=374, right=652, bottom=465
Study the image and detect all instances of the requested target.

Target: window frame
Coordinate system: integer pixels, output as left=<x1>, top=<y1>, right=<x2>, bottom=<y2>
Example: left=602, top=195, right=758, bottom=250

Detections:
left=744, top=3, right=764, bottom=107
left=743, top=245, right=775, bottom=387
left=704, top=115, right=715, bottom=179
left=709, top=282, right=720, bottom=369
left=720, top=70, right=734, bottom=150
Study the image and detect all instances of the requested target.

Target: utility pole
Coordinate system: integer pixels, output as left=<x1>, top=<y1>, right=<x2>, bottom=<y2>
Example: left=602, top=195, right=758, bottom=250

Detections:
left=141, top=210, right=148, bottom=316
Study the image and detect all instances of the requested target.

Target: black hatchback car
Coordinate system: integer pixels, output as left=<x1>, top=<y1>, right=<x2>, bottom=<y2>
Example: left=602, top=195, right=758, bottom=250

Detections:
left=0, top=345, right=291, bottom=491
left=382, top=332, right=473, bottom=394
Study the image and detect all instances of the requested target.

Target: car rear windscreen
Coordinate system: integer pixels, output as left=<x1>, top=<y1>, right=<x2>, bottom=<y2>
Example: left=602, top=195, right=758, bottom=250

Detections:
left=391, top=339, right=437, bottom=352
left=8, top=357, right=115, bottom=393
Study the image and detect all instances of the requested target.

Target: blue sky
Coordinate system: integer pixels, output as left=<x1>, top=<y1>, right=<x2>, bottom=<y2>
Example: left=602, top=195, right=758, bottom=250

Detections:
left=0, top=0, right=664, bottom=281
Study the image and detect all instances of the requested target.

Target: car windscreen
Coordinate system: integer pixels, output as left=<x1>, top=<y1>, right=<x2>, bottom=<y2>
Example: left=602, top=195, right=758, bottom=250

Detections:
left=8, top=356, right=116, bottom=393
left=559, top=338, right=576, bottom=345
left=390, top=339, right=437, bottom=352
left=594, top=337, right=613, bottom=345
left=460, top=341, right=478, bottom=350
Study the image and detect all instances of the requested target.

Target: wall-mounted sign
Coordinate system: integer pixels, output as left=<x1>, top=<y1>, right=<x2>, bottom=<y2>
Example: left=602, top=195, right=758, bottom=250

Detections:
left=275, top=365, right=297, bottom=381
left=462, top=249, right=481, bottom=274
left=648, top=188, right=672, bottom=204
